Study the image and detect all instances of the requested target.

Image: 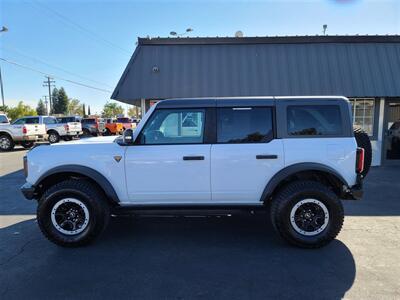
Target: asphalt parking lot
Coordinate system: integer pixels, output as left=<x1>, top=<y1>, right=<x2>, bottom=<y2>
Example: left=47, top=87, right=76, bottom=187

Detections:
left=1, top=147, right=399, bottom=299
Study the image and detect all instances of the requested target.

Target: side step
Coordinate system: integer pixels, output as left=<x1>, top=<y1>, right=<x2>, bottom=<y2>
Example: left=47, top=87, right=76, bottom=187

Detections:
left=112, top=204, right=266, bottom=216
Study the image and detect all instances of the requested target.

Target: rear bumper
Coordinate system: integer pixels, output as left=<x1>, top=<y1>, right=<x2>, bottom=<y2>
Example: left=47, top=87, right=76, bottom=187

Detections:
left=17, top=134, right=48, bottom=142
left=21, top=182, right=37, bottom=200
left=65, top=131, right=82, bottom=136
left=346, top=174, right=363, bottom=200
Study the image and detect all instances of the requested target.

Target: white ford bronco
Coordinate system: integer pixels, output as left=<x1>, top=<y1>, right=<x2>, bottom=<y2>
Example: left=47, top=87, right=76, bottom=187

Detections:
left=21, top=97, right=370, bottom=248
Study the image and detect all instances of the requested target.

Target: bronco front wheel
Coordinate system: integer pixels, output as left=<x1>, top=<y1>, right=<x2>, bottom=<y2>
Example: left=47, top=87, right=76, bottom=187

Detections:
left=37, top=180, right=110, bottom=247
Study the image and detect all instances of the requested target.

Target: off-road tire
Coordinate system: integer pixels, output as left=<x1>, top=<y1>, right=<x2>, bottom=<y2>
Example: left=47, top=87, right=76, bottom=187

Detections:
left=103, top=128, right=111, bottom=136
left=353, top=127, right=372, bottom=177
left=20, top=141, right=34, bottom=149
left=37, top=179, right=110, bottom=247
left=48, top=131, right=60, bottom=144
left=0, top=134, right=15, bottom=151
left=270, top=180, right=344, bottom=249
left=82, top=128, right=91, bottom=137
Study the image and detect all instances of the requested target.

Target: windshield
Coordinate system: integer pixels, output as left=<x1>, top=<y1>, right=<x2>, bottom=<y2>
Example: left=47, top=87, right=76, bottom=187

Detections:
left=82, top=119, right=96, bottom=124
left=117, top=118, right=130, bottom=123
left=58, top=117, right=77, bottom=123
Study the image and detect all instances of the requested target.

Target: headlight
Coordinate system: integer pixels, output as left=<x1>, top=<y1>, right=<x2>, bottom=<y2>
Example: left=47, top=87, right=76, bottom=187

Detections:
left=23, top=156, right=28, bottom=178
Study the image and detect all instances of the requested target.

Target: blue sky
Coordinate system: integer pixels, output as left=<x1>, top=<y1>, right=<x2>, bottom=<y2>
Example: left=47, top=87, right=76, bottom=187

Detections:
left=1, top=0, right=399, bottom=114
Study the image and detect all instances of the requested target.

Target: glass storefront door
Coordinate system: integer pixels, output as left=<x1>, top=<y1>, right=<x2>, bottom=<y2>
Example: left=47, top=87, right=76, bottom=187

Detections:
left=385, top=101, right=400, bottom=163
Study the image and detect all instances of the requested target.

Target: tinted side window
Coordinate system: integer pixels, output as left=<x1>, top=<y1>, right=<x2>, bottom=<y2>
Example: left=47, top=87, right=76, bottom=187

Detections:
left=25, top=118, right=39, bottom=124
left=58, top=117, right=75, bottom=123
left=287, top=105, right=342, bottom=136
left=140, top=109, right=205, bottom=144
left=82, top=119, right=96, bottom=124
left=12, top=118, right=25, bottom=125
left=0, top=115, right=8, bottom=123
left=217, top=107, right=273, bottom=143
left=44, top=117, right=57, bottom=124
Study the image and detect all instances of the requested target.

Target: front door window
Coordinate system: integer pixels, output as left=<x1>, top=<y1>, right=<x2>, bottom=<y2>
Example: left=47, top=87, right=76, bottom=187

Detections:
left=140, top=109, right=205, bottom=144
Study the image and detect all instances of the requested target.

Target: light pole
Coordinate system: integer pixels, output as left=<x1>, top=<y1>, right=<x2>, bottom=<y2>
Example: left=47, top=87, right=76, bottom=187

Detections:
left=170, top=28, right=193, bottom=37
left=0, top=26, right=8, bottom=108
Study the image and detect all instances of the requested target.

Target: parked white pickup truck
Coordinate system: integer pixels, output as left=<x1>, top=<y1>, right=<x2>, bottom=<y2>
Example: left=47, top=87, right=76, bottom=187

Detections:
left=56, top=116, right=83, bottom=141
left=0, top=114, right=48, bottom=151
left=13, top=116, right=82, bottom=144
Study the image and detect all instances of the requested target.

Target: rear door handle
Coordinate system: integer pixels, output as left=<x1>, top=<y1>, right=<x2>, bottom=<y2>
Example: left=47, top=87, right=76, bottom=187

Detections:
left=256, top=154, right=278, bottom=159
left=183, top=156, right=205, bottom=161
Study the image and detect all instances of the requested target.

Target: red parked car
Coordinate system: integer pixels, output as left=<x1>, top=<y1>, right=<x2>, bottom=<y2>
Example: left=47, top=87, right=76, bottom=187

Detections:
left=116, top=117, right=133, bottom=130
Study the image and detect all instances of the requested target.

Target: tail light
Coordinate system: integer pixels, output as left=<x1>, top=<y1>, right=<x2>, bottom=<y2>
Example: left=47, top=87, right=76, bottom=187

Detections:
left=64, top=124, right=69, bottom=131
left=356, top=147, right=365, bottom=174
left=95, top=123, right=99, bottom=128
left=22, top=126, right=27, bottom=134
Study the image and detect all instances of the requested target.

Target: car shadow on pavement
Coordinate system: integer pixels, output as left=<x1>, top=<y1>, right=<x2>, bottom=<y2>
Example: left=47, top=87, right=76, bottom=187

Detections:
left=0, top=215, right=355, bottom=299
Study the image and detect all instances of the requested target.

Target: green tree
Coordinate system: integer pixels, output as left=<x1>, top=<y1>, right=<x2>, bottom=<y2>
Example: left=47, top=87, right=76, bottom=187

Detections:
left=0, top=105, right=9, bottom=114
left=7, top=101, right=37, bottom=121
left=82, top=103, right=86, bottom=117
left=53, top=87, right=69, bottom=115
left=127, top=105, right=138, bottom=118
left=68, top=98, right=81, bottom=115
left=51, top=88, right=59, bottom=114
left=102, top=102, right=124, bottom=118
left=36, top=99, right=47, bottom=115
left=88, top=105, right=91, bottom=115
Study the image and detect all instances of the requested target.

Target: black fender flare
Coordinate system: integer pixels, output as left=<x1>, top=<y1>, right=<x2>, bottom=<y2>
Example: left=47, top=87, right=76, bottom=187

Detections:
left=260, top=163, right=349, bottom=202
left=35, top=165, right=120, bottom=204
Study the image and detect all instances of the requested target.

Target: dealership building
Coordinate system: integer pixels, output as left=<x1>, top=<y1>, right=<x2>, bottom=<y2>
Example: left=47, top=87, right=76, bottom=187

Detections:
left=112, top=35, right=400, bottom=166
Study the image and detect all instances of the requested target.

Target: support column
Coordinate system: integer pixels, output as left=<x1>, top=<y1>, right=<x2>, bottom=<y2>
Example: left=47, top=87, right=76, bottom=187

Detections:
left=140, top=98, right=146, bottom=118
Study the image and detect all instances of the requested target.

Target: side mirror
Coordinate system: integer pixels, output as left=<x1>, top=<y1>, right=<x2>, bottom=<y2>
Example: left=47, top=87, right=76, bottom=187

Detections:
left=122, top=128, right=134, bottom=145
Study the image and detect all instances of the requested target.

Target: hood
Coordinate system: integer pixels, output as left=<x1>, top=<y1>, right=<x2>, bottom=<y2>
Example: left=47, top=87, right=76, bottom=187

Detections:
left=52, top=136, right=118, bottom=146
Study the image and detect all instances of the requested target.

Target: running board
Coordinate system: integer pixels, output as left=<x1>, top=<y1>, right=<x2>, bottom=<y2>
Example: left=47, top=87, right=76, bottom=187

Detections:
left=112, top=203, right=266, bottom=216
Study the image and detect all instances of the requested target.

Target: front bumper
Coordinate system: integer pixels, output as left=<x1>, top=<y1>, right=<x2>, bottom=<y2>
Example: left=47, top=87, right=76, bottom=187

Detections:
left=21, top=182, right=37, bottom=200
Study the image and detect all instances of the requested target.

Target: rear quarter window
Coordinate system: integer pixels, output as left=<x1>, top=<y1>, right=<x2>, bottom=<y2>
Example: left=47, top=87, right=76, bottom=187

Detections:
left=287, top=105, right=343, bottom=136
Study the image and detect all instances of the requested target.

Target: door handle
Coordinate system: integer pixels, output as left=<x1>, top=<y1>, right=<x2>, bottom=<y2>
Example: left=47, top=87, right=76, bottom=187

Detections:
left=183, top=156, right=205, bottom=161
left=256, top=154, right=278, bottom=159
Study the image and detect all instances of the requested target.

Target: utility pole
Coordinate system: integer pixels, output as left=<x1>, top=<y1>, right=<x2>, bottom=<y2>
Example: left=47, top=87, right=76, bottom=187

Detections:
left=0, top=26, right=8, bottom=107
left=43, top=96, right=49, bottom=115
left=43, top=76, right=55, bottom=114
left=0, top=67, right=4, bottom=107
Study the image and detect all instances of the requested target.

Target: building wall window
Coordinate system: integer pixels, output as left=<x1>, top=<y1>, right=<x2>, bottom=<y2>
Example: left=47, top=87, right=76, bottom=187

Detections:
left=349, top=98, right=375, bottom=136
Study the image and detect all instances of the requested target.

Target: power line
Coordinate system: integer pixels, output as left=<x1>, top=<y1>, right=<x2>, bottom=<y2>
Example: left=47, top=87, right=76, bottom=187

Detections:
left=0, top=57, right=112, bottom=93
left=30, top=0, right=132, bottom=56
left=1, top=46, right=114, bottom=88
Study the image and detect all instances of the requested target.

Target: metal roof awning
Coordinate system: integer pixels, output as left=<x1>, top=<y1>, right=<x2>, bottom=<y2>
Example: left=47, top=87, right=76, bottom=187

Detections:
left=112, top=35, right=400, bottom=104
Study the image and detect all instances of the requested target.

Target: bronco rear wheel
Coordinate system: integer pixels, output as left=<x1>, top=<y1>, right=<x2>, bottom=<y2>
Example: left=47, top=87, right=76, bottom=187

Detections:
left=37, top=179, right=110, bottom=247
left=270, top=180, right=344, bottom=248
